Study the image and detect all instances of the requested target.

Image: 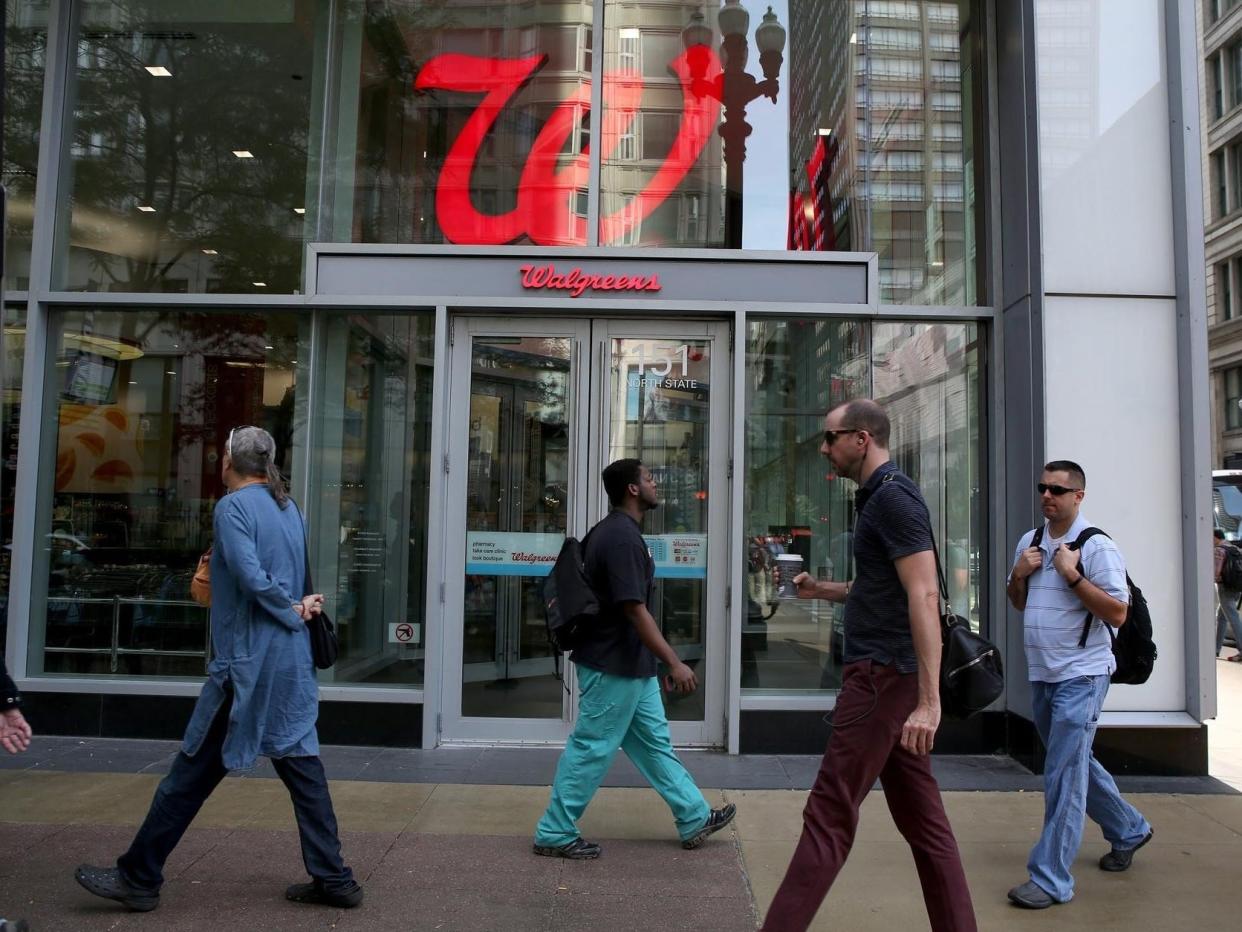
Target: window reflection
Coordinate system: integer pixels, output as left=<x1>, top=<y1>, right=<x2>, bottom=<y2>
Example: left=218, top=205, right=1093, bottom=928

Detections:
left=3, top=1, right=49, bottom=291
left=33, top=309, right=305, bottom=677
left=345, top=0, right=593, bottom=246
left=1, top=306, right=27, bottom=653
left=56, top=1, right=319, bottom=293
left=743, top=316, right=982, bottom=693
left=312, top=313, right=435, bottom=688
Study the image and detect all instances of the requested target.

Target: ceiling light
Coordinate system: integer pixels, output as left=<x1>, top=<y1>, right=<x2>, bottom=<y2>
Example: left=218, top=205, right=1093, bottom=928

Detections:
left=818, top=128, right=832, bottom=136
left=137, top=205, right=155, bottom=212
left=264, top=345, right=274, bottom=350
left=202, top=248, right=218, bottom=255
left=145, top=65, right=172, bottom=77
left=253, top=282, right=267, bottom=287
left=166, top=370, right=176, bottom=376
left=232, top=150, right=254, bottom=159
left=293, top=207, right=306, bottom=215
left=128, top=380, right=138, bottom=385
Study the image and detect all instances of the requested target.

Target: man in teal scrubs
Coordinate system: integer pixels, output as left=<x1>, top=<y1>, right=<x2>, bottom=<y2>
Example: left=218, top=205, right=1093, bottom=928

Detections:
left=533, top=459, right=735, bottom=858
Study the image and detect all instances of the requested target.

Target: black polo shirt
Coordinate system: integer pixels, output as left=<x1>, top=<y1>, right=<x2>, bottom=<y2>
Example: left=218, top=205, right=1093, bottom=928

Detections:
left=843, top=462, right=933, bottom=673
left=570, top=511, right=659, bottom=679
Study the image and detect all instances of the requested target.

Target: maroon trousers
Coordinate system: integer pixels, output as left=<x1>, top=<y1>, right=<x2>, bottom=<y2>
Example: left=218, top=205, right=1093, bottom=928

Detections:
left=760, top=661, right=977, bottom=932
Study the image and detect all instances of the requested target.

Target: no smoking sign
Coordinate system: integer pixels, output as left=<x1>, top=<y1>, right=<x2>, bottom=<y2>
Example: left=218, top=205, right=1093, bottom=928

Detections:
left=388, top=622, right=420, bottom=644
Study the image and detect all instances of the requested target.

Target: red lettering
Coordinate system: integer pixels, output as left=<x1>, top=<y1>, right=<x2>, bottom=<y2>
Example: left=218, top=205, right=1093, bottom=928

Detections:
left=516, top=263, right=664, bottom=297
left=415, top=47, right=721, bottom=246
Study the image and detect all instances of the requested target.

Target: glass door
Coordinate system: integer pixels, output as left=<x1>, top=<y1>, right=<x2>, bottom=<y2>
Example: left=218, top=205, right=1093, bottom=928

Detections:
left=441, top=317, right=728, bottom=746
left=591, top=321, right=730, bottom=747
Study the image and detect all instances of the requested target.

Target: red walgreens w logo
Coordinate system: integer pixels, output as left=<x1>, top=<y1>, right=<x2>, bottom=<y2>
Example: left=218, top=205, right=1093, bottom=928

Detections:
left=414, top=47, right=722, bottom=246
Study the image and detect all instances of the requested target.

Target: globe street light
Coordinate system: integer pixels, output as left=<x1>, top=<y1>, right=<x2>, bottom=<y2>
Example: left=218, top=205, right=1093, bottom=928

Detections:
left=682, top=2, right=786, bottom=248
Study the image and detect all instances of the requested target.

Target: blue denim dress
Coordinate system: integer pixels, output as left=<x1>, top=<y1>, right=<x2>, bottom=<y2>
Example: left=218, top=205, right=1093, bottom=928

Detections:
left=180, top=485, right=318, bottom=770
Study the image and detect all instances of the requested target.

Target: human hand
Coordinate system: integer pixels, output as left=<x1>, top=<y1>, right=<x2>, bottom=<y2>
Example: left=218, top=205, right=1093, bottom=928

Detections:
left=1011, top=546, right=1042, bottom=580
left=664, top=662, right=698, bottom=695
left=0, top=707, right=32, bottom=754
left=901, top=701, right=939, bottom=756
left=792, top=572, right=820, bottom=599
left=300, top=594, right=325, bottom=618
left=1051, top=544, right=1081, bottom=581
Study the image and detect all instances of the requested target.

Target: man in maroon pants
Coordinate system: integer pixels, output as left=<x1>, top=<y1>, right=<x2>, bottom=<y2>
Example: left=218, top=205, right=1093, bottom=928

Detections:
left=760, top=399, right=977, bottom=932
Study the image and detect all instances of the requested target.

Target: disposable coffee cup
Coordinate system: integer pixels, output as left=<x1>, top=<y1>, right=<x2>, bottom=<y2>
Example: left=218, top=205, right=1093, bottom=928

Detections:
left=775, top=554, right=804, bottom=599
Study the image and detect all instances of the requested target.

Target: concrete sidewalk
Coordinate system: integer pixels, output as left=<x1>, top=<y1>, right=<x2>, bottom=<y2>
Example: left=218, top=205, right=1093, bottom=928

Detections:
left=2, top=766, right=1241, bottom=930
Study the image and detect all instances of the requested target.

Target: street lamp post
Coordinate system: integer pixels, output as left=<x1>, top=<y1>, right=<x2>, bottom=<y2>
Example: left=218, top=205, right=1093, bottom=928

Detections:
left=683, top=2, right=786, bottom=248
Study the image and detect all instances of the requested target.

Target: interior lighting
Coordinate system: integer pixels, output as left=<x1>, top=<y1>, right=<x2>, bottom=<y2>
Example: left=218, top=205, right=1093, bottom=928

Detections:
left=137, top=205, right=155, bottom=212
left=817, top=128, right=832, bottom=136
left=202, top=248, right=218, bottom=255
left=252, top=282, right=267, bottom=287
left=232, top=150, right=254, bottom=159
left=144, top=65, right=172, bottom=77
left=293, top=207, right=306, bottom=214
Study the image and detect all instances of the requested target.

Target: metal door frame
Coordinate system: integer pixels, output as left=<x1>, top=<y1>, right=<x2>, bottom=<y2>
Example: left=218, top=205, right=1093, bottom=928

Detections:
left=439, top=314, right=730, bottom=746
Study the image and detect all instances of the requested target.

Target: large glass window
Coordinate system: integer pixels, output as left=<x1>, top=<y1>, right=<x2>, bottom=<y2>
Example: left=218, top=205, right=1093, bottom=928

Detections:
left=55, top=1, right=321, bottom=293
left=339, top=0, right=594, bottom=247
left=1226, top=366, right=1242, bottom=431
left=30, top=308, right=307, bottom=677
left=598, top=0, right=986, bottom=304
left=328, top=0, right=985, bottom=303
left=3, top=1, right=50, bottom=292
left=309, top=313, right=435, bottom=687
left=742, top=316, right=982, bottom=693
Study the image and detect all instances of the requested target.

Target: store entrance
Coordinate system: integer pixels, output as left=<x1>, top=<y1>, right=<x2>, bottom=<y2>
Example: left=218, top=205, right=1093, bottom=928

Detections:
left=440, top=316, right=730, bottom=746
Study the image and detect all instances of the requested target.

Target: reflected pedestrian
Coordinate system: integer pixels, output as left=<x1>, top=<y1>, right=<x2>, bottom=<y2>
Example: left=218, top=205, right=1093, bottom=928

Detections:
left=74, top=426, right=362, bottom=912
left=1214, top=529, right=1242, bottom=661
left=760, top=399, right=976, bottom=932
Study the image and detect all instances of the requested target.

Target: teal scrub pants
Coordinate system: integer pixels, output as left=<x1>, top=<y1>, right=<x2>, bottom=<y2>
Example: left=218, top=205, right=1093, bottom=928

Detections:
left=534, top=665, right=711, bottom=847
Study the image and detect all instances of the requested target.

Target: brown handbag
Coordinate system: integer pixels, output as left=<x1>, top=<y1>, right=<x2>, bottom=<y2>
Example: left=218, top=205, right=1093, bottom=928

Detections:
left=190, top=546, right=212, bottom=607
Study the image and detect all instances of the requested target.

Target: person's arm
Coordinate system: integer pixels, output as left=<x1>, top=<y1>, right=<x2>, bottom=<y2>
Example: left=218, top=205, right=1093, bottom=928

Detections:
left=791, top=573, right=849, bottom=602
left=894, top=549, right=942, bottom=756
left=621, top=601, right=697, bottom=693
left=1007, top=538, right=1041, bottom=611
left=1052, top=544, right=1128, bottom=626
left=215, top=505, right=304, bottom=631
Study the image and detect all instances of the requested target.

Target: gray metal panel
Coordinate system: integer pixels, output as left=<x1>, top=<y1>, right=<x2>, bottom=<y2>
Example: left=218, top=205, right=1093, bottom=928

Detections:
left=313, top=248, right=871, bottom=305
left=995, top=0, right=1045, bottom=720
left=7, top=0, right=74, bottom=679
left=1165, top=0, right=1214, bottom=722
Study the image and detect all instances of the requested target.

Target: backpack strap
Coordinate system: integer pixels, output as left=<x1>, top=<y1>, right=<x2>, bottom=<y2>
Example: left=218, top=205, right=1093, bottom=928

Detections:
left=1069, top=527, right=1110, bottom=648
left=1030, top=525, right=1044, bottom=550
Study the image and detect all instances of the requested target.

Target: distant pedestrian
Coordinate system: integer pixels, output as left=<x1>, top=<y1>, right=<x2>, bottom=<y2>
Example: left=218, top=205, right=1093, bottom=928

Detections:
left=1214, top=528, right=1242, bottom=661
left=74, top=426, right=362, bottom=913
left=760, top=399, right=977, bottom=932
left=533, top=459, right=735, bottom=858
left=0, top=660, right=32, bottom=755
left=1005, top=460, right=1152, bottom=909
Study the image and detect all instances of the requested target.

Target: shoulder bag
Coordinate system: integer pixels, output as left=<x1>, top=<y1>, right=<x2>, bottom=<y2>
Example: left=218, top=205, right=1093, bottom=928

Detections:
left=297, top=505, right=338, bottom=670
left=933, top=536, right=1003, bottom=718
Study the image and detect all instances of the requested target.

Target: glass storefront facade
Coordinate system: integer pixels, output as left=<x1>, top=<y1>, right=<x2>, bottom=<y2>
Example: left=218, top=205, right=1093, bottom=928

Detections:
left=2, top=0, right=992, bottom=748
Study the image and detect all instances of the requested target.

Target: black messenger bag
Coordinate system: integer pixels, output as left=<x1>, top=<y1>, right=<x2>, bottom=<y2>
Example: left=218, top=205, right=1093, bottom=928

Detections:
left=934, top=538, right=1003, bottom=718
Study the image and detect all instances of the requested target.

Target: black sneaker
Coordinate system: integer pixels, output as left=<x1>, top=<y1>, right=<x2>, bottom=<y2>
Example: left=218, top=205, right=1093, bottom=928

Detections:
left=285, top=880, right=364, bottom=908
left=682, top=803, right=737, bottom=850
left=532, top=837, right=602, bottom=859
left=1099, top=828, right=1153, bottom=872
left=74, top=864, right=160, bottom=912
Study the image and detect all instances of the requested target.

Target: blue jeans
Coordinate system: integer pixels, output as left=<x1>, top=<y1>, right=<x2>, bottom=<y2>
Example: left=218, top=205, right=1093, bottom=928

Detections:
left=117, top=687, right=354, bottom=895
left=534, top=665, right=711, bottom=847
left=1027, top=675, right=1150, bottom=902
left=1217, top=587, right=1242, bottom=655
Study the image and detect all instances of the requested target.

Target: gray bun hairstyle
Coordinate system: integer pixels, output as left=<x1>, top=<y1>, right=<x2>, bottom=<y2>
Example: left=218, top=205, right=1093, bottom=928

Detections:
left=226, top=426, right=289, bottom=507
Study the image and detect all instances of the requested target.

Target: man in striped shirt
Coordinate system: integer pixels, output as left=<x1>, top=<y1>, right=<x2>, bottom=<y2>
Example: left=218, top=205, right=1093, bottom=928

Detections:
left=1005, top=460, right=1152, bottom=909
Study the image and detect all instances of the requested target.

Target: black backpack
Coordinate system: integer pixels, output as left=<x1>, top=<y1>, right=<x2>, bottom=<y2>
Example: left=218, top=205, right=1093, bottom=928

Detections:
left=1032, top=526, right=1156, bottom=685
left=1221, top=542, right=1242, bottom=591
left=542, top=532, right=599, bottom=653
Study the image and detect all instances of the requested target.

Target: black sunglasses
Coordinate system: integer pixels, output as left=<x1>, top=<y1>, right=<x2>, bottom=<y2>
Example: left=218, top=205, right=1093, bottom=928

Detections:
left=823, top=428, right=863, bottom=446
left=1037, top=482, right=1081, bottom=496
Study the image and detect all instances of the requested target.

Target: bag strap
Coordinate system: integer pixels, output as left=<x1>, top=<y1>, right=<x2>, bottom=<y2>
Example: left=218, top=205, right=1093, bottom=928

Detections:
left=1070, top=527, right=1108, bottom=648
left=1030, top=525, right=1044, bottom=550
left=294, top=500, right=314, bottom=597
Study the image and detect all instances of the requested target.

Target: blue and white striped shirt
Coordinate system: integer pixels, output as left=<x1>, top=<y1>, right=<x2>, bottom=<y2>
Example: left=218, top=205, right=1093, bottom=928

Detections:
left=1010, top=514, right=1129, bottom=683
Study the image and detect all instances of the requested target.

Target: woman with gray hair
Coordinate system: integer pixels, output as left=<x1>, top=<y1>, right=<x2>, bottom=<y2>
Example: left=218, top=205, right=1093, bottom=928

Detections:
left=74, top=426, right=362, bottom=913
